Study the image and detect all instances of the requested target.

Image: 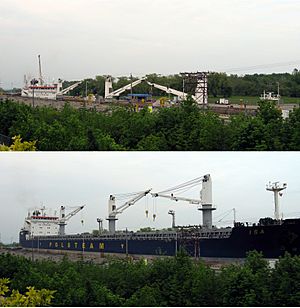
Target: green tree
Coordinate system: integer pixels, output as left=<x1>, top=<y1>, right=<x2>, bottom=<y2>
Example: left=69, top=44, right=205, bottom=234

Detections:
left=219, top=251, right=271, bottom=306
left=0, top=278, right=55, bottom=307
left=0, top=135, right=36, bottom=151
left=270, top=253, right=300, bottom=306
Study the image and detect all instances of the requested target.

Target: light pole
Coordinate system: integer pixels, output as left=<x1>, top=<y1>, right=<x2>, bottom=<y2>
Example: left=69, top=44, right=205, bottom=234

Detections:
left=125, top=227, right=128, bottom=257
left=130, top=73, right=133, bottom=105
left=31, top=232, right=34, bottom=261
left=31, top=79, right=38, bottom=107
left=85, top=80, right=88, bottom=108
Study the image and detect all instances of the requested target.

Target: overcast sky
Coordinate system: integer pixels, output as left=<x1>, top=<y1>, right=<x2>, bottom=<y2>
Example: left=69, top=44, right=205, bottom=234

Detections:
left=1, top=0, right=300, bottom=89
left=0, top=152, right=299, bottom=243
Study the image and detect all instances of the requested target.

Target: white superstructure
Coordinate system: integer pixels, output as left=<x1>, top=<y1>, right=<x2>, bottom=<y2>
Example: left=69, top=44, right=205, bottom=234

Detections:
left=260, top=90, right=280, bottom=102
left=21, top=55, right=81, bottom=100
left=22, top=205, right=85, bottom=237
left=22, top=207, right=60, bottom=236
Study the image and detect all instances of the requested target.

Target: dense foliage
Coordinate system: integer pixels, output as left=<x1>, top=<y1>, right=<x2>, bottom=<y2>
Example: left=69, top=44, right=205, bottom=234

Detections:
left=0, top=135, right=36, bottom=151
left=1, top=251, right=300, bottom=306
left=1, top=98, right=300, bottom=150
left=0, top=278, right=55, bottom=307
left=66, top=70, right=300, bottom=98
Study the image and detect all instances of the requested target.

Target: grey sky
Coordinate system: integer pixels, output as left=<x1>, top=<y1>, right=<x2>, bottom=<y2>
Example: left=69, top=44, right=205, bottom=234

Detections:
left=0, top=152, right=299, bottom=243
left=1, top=0, right=300, bottom=89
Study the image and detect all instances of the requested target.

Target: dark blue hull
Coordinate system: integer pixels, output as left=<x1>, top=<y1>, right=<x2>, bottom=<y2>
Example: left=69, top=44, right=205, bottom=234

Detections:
left=19, top=218, right=300, bottom=259
left=20, top=235, right=177, bottom=256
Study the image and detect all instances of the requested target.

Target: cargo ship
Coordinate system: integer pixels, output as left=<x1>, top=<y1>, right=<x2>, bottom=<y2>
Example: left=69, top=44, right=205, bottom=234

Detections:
left=21, top=55, right=81, bottom=100
left=19, top=176, right=300, bottom=259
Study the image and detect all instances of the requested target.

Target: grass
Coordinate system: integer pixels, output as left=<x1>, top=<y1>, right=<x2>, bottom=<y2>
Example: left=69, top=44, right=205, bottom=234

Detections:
left=208, top=96, right=300, bottom=105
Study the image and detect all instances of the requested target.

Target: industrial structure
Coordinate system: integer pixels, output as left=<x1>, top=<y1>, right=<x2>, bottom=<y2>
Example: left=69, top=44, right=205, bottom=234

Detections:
left=152, top=174, right=215, bottom=228
left=104, top=74, right=209, bottom=105
left=107, top=189, right=152, bottom=233
left=266, top=182, right=287, bottom=220
left=21, top=55, right=81, bottom=100
left=22, top=205, right=85, bottom=237
left=181, top=72, right=209, bottom=105
left=19, top=177, right=300, bottom=259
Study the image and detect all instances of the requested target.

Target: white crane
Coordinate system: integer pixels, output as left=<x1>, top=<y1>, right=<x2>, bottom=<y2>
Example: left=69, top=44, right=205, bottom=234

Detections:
left=59, top=205, right=85, bottom=236
left=105, top=77, right=146, bottom=99
left=146, top=81, right=196, bottom=101
left=57, top=81, right=82, bottom=96
left=107, top=189, right=152, bottom=233
left=152, top=174, right=216, bottom=228
left=104, top=76, right=193, bottom=101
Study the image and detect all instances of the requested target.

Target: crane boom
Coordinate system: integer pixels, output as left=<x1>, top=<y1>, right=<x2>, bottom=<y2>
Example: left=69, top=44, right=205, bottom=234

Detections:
left=146, top=81, right=193, bottom=101
left=59, top=205, right=85, bottom=236
left=57, top=81, right=82, bottom=95
left=107, top=189, right=152, bottom=233
left=105, top=78, right=145, bottom=98
left=63, top=205, right=85, bottom=221
left=151, top=193, right=201, bottom=204
left=114, top=189, right=152, bottom=215
left=152, top=174, right=215, bottom=228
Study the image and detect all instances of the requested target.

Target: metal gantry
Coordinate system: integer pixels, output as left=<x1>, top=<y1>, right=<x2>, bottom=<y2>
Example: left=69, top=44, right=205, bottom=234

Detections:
left=180, top=72, right=209, bottom=105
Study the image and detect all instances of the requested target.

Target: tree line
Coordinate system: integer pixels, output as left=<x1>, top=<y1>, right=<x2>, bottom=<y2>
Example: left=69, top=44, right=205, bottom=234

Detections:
left=1, top=251, right=300, bottom=306
left=64, top=70, right=300, bottom=98
left=1, top=98, right=300, bottom=150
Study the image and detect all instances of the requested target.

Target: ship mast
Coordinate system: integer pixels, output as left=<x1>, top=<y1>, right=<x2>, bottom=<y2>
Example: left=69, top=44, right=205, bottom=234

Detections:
left=38, top=55, right=43, bottom=85
left=266, top=181, right=287, bottom=220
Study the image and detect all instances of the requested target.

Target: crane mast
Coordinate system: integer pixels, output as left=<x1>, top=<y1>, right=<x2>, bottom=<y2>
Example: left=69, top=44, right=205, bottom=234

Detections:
left=266, top=181, right=287, bottom=220
left=59, top=205, right=85, bottom=236
left=107, top=189, right=152, bottom=233
left=152, top=174, right=216, bottom=228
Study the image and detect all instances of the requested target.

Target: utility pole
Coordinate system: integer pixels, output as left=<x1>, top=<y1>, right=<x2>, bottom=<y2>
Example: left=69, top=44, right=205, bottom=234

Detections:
left=85, top=80, right=88, bottom=108
left=31, top=233, right=34, bottom=261
left=233, top=208, right=236, bottom=225
left=125, top=227, right=128, bottom=257
left=32, top=87, right=35, bottom=107
left=31, top=78, right=38, bottom=107
left=130, top=73, right=133, bottom=105
left=175, top=232, right=178, bottom=255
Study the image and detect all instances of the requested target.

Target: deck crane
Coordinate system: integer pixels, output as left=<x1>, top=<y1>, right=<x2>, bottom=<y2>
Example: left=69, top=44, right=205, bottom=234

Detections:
left=59, top=205, right=85, bottom=236
left=152, top=174, right=216, bottom=228
left=107, top=189, right=152, bottom=233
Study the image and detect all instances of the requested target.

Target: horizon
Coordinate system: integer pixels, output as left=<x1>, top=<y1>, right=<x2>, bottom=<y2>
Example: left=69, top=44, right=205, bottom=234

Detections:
left=1, top=0, right=300, bottom=89
left=1, top=66, right=299, bottom=90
